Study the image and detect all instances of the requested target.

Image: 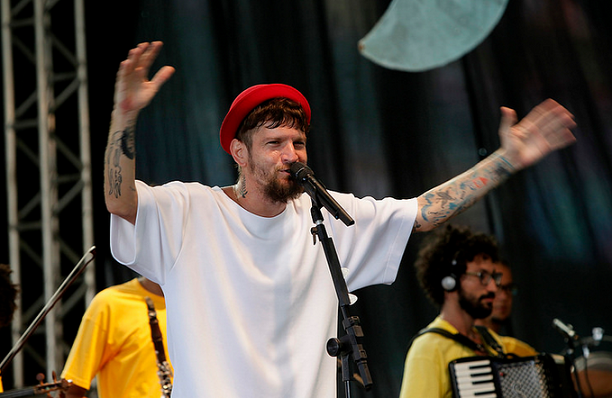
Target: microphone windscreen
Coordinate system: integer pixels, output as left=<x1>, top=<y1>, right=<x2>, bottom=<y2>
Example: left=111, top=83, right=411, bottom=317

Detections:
left=290, top=162, right=313, bottom=179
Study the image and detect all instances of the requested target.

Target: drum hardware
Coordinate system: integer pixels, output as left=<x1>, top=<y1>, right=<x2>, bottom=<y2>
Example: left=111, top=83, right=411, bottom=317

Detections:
left=560, top=326, right=612, bottom=398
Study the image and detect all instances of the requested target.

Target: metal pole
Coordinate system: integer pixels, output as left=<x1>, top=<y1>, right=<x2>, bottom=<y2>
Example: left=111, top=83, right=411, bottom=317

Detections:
left=1, top=0, right=24, bottom=386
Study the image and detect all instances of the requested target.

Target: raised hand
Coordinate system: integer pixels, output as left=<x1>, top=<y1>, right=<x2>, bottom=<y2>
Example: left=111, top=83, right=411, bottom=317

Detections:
left=114, top=41, right=175, bottom=115
left=414, top=99, right=577, bottom=232
left=498, top=99, right=577, bottom=170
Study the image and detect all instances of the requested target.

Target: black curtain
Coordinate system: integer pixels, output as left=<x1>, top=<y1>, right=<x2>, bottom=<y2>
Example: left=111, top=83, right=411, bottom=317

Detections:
left=2, top=0, right=612, bottom=396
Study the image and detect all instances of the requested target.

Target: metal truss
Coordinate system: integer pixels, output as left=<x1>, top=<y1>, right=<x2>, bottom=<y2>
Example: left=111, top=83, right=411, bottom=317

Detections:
left=2, top=0, right=95, bottom=387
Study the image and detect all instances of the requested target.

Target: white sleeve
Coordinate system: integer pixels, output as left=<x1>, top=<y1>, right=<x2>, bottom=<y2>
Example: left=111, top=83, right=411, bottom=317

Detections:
left=328, top=194, right=418, bottom=291
left=110, top=180, right=190, bottom=284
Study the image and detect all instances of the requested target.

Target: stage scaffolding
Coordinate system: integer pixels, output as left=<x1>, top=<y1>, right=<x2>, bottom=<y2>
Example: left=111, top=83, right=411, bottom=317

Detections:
left=2, top=0, right=95, bottom=387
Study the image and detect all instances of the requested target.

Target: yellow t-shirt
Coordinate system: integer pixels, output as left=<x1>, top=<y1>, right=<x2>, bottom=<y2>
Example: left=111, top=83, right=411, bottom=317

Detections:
left=61, top=278, right=172, bottom=398
left=399, top=316, right=531, bottom=398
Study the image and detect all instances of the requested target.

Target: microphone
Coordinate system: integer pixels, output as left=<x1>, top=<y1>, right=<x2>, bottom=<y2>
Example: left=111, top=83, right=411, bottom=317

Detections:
left=290, top=162, right=354, bottom=226
left=592, top=327, right=604, bottom=347
left=552, top=318, right=579, bottom=341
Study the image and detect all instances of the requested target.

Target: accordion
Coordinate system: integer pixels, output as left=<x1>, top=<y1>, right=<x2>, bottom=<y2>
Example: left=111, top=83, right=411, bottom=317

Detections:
left=449, top=354, right=575, bottom=398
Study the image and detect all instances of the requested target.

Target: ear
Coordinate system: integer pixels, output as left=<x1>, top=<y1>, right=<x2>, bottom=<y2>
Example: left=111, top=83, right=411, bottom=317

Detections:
left=230, top=139, right=248, bottom=167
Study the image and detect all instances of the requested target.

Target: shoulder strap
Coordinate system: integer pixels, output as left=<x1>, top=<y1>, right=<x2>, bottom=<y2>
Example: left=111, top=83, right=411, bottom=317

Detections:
left=474, top=326, right=506, bottom=358
left=145, top=297, right=168, bottom=363
left=408, top=327, right=485, bottom=353
left=409, top=327, right=507, bottom=358
left=145, top=297, right=174, bottom=397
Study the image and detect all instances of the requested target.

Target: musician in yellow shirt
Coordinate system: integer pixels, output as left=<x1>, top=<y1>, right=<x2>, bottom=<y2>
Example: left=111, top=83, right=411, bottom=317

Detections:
left=61, top=277, right=173, bottom=398
left=0, top=263, right=19, bottom=393
left=399, top=225, right=536, bottom=398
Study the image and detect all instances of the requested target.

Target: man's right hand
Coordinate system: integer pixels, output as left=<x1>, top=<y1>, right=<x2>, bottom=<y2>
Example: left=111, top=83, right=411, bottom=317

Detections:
left=114, top=41, right=175, bottom=117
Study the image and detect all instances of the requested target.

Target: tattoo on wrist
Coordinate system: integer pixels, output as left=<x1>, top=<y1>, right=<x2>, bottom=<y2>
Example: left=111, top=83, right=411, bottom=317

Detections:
left=496, top=153, right=516, bottom=172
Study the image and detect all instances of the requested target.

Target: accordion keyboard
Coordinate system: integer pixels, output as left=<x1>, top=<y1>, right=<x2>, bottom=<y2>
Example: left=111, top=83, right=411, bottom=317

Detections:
left=451, top=358, right=498, bottom=398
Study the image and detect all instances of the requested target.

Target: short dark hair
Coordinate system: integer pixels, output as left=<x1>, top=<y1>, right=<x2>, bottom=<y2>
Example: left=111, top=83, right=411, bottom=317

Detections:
left=414, top=225, right=500, bottom=307
left=235, top=97, right=310, bottom=152
left=0, top=263, right=19, bottom=328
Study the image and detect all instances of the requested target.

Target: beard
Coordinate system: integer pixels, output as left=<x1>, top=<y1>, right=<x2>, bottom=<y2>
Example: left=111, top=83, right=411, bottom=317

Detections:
left=247, top=159, right=304, bottom=203
left=264, top=175, right=303, bottom=203
left=458, top=288, right=494, bottom=320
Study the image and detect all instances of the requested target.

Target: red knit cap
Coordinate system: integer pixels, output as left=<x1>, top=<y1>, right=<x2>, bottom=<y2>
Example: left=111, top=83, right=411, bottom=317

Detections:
left=219, top=84, right=311, bottom=154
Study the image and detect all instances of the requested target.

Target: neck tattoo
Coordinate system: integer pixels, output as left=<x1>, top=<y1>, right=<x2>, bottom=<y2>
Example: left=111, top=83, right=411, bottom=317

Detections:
left=235, top=176, right=247, bottom=199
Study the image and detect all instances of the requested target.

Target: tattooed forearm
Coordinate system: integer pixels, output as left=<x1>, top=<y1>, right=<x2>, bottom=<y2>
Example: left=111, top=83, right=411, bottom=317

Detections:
left=105, top=124, right=136, bottom=198
left=120, top=124, right=136, bottom=160
left=417, top=189, right=477, bottom=230
left=414, top=151, right=515, bottom=231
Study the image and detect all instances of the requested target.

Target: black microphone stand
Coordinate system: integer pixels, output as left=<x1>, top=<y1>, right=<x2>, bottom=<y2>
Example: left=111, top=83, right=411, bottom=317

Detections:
left=554, top=322, right=584, bottom=398
left=308, top=199, right=372, bottom=397
left=562, top=337, right=584, bottom=398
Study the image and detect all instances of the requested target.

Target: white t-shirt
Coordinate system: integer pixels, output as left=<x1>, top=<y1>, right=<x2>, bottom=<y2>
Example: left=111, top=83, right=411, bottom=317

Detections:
left=111, top=180, right=417, bottom=398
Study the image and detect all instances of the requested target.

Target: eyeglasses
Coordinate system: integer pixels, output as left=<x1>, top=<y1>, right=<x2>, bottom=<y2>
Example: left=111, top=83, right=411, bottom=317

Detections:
left=464, top=271, right=503, bottom=287
left=498, top=282, right=518, bottom=296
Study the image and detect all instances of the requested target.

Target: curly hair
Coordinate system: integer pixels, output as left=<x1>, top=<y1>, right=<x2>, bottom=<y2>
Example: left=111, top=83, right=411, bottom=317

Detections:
left=414, top=225, right=500, bottom=307
left=0, top=263, right=19, bottom=328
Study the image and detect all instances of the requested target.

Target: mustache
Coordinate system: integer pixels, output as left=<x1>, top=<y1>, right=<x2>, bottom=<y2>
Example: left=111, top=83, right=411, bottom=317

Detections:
left=480, top=292, right=495, bottom=301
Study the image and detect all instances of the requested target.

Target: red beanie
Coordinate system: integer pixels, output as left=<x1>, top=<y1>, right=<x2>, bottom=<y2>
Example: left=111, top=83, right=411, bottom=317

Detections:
left=219, top=84, right=311, bottom=154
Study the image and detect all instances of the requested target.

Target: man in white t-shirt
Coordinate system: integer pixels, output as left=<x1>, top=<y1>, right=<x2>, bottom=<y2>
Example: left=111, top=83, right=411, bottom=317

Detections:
left=103, top=41, right=576, bottom=397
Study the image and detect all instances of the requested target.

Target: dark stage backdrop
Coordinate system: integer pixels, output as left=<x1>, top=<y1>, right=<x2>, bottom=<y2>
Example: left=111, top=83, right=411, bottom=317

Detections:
left=2, top=0, right=612, bottom=396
